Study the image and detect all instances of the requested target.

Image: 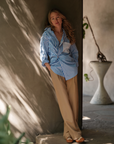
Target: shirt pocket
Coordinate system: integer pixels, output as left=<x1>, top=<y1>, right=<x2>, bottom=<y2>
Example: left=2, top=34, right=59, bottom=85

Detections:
left=63, top=42, right=71, bottom=53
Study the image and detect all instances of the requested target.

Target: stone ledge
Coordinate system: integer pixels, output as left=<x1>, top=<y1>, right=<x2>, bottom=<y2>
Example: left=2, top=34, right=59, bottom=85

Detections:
left=36, top=133, right=68, bottom=144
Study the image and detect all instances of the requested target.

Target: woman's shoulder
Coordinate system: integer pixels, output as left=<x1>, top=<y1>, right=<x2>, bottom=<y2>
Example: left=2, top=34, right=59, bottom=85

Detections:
left=42, top=27, right=53, bottom=39
left=44, top=27, right=51, bottom=32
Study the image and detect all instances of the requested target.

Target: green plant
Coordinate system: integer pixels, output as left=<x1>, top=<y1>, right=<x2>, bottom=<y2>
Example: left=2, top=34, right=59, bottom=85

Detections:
left=83, top=16, right=107, bottom=82
left=0, top=105, right=30, bottom=144
left=83, top=21, right=89, bottom=39
left=84, top=74, right=90, bottom=82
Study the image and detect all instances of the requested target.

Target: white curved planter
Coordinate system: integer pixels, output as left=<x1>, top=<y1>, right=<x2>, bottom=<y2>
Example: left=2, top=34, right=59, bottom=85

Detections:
left=90, top=61, right=112, bottom=105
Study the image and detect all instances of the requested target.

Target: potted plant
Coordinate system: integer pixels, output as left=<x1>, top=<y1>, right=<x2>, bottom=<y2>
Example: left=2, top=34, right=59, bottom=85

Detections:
left=83, top=16, right=112, bottom=104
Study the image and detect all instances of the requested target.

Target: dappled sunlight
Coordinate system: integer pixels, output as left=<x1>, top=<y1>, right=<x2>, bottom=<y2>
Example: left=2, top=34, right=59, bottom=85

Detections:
left=0, top=63, right=42, bottom=130
left=6, top=0, right=52, bottom=83
left=6, top=0, right=40, bottom=52
left=40, top=137, right=48, bottom=143
left=0, top=0, right=63, bottom=141
left=0, top=99, right=7, bottom=114
left=0, top=6, right=8, bottom=23
left=83, top=116, right=91, bottom=120
left=104, top=143, right=113, bottom=144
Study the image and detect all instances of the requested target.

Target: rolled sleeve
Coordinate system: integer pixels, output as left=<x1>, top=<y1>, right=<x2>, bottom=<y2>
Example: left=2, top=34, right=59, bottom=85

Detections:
left=40, top=33, right=49, bottom=67
left=70, top=43, right=79, bottom=67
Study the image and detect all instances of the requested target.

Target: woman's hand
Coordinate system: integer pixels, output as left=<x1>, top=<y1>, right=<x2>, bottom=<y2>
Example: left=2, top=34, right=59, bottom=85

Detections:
left=44, top=63, right=51, bottom=71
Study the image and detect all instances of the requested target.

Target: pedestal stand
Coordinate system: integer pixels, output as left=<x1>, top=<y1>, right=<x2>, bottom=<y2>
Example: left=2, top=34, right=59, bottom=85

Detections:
left=90, top=61, right=112, bottom=104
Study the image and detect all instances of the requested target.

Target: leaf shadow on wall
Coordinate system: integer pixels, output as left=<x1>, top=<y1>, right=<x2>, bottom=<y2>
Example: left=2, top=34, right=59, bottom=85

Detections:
left=0, top=0, right=63, bottom=141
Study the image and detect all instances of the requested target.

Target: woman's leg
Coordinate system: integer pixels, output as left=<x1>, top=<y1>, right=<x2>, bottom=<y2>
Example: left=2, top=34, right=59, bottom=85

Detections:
left=63, top=122, right=71, bottom=138
left=66, top=75, right=79, bottom=126
left=50, top=69, right=81, bottom=140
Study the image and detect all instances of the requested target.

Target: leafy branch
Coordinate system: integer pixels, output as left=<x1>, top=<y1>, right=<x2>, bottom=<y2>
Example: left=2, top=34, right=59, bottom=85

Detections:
left=83, top=16, right=108, bottom=82
left=0, top=105, right=30, bottom=144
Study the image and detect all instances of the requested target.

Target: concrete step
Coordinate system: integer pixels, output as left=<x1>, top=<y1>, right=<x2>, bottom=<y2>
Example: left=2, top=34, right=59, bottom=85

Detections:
left=36, top=133, right=74, bottom=144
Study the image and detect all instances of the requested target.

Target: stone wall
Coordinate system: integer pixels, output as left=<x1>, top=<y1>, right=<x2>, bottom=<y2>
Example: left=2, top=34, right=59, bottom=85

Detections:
left=0, top=0, right=82, bottom=141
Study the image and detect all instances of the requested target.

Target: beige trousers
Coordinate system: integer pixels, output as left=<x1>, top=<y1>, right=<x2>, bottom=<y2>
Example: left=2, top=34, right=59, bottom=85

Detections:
left=50, top=69, right=81, bottom=140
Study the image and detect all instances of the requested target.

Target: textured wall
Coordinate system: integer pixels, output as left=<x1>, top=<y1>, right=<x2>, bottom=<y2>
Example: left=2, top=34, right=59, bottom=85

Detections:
left=83, top=0, right=114, bottom=101
left=0, top=0, right=82, bottom=141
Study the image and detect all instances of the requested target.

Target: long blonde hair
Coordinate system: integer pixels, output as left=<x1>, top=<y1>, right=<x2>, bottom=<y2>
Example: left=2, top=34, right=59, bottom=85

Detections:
left=46, top=9, right=76, bottom=44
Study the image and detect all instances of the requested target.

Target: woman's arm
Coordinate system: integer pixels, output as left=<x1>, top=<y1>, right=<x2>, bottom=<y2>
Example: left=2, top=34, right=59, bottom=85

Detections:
left=70, top=43, right=79, bottom=67
left=40, top=33, right=50, bottom=69
left=44, top=63, right=51, bottom=71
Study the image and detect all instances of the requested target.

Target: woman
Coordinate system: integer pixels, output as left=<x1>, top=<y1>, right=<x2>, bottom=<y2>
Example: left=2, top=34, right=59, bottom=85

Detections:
left=40, top=9, right=84, bottom=143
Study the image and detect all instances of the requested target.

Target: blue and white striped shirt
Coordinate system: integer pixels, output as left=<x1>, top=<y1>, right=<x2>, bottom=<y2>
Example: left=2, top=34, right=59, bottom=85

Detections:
left=40, top=27, right=79, bottom=80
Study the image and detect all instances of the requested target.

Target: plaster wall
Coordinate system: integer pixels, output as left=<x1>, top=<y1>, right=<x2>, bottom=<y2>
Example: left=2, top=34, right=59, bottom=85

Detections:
left=0, top=0, right=82, bottom=141
left=83, top=0, right=114, bottom=101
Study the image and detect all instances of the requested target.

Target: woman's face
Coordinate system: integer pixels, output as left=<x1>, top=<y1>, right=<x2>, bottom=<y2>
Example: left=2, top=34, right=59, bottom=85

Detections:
left=50, top=12, right=62, bottom=28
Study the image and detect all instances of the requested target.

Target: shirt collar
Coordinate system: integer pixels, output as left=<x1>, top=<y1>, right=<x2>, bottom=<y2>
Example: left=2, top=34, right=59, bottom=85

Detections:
left=51, top=28, right=66, bottom=46
left=45, top=27, right=66, bottom=46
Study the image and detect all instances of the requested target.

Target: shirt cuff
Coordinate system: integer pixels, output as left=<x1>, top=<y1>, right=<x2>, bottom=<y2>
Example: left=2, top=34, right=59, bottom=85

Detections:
left=42, top=60, right=49, bottom=67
